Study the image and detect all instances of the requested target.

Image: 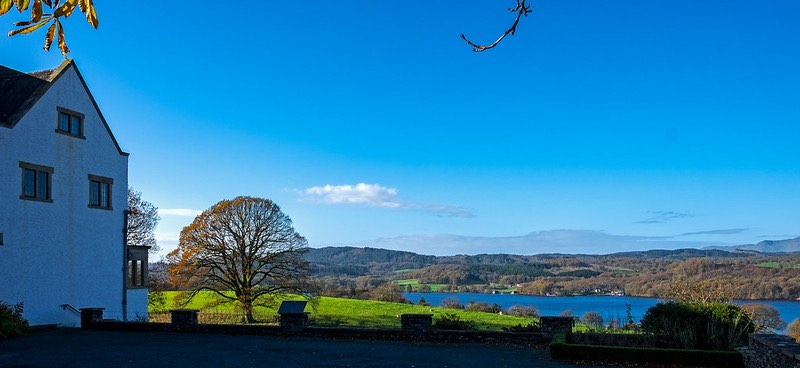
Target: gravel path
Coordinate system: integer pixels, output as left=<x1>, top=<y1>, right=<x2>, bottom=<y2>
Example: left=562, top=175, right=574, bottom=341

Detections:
left=0, top=328, right=615, bottom=368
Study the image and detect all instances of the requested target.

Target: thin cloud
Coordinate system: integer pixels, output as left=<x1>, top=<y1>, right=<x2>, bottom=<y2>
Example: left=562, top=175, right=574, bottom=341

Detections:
left=159, top=208, right=202, bottom=217
left=301, top=183, right=473, bottom=218
left=680, top=228, right=748, bottom=236
left=349, top=229, right=728, bottom=256
left=635, top=210, right=693, bottom=224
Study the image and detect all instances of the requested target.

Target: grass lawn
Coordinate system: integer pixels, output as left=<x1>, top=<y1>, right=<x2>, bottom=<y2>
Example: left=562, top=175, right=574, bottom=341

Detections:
left=154, top=291, right=536, bottom=330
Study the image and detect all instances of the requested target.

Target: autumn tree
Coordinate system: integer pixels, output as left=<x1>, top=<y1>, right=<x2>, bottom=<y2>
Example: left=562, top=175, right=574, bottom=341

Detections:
left=127, top=187, right=160, bottom=254
left=1, top=0, right=98, bottom=57
left=663, top=278, right=738, bottom=303
left=789, top=318, right=800, bottom=342
left=741, top=304, right=787, bottom=333
left=167, top=196, right=312, bottom=323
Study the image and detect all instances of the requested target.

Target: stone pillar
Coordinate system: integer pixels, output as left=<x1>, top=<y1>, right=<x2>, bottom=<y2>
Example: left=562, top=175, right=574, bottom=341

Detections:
left=401, top=314, right=433, bottom=334
left=540, top=316, right=574, bottom=339
left=169, top=309, right=199, bottom=327
left=79, top=308, right=105, bottom=328
left=279, top=313, right=309, bottom=332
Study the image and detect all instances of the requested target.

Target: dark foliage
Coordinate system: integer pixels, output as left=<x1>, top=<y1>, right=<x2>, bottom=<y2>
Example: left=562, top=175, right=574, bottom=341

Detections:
left=433, top=313, right=476, bottom=330
left=0, top=301, right=28, bottom=339
left=502, top=321, right=541, bottom=332
left=549, top=339, right=744, bottom=368
left=641, top=302, right=754, bottom=350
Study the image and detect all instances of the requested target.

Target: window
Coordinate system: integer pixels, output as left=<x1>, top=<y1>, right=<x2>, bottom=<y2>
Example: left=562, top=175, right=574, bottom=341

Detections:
left=88, top=175, right=113, bottom=209
left=127, top=247, right=149, bottom=288
left=19, top=162, right=53, bottom=202
left=56, top=107, right=84, bottom=138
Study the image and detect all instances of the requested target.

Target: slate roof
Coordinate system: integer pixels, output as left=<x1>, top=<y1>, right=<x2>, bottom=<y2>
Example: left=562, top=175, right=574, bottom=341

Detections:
left=0, top=61, right=69, bottom=126
left=277, top=301, right=309, bottom=314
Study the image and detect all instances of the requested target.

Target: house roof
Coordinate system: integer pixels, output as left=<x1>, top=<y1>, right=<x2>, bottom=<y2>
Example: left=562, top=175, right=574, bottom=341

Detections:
left=0, top=61, right=68, bottom=126
left=0, top=60, right=129, bottom=156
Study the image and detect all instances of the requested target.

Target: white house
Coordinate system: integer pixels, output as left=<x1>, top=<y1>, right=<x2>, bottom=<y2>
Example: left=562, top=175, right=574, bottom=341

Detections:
left=0, top=60, right=148, bottom=327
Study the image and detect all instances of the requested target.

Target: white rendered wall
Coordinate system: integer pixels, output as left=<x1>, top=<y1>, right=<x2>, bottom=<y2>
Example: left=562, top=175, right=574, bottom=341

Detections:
left=127, top=289, right=149, bottom=321
left=0, top=65, right=131, bottom=326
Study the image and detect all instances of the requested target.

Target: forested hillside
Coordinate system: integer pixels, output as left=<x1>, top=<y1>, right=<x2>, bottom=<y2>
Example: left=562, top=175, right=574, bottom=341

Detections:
left=306, top=246, right=800, bottom=300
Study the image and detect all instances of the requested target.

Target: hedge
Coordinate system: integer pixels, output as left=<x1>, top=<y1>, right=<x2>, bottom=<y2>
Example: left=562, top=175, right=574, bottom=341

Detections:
left=549, top=339, right=744, bottom=368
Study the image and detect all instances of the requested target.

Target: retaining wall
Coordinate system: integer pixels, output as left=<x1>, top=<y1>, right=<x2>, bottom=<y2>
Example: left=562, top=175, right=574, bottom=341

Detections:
left=740, top=334, right=800, bottom=368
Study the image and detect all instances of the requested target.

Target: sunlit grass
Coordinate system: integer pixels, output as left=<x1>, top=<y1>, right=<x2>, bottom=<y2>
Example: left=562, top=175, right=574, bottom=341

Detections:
left=154, top=291, right=536, bottom=330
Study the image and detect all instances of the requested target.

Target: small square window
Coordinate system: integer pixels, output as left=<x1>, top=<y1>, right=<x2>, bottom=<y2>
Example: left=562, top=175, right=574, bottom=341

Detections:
left=56, top=107, right=85, bottom=138
left=19, top=162, right=53, bottom=202
left=88, top=175, right=113, bottom=210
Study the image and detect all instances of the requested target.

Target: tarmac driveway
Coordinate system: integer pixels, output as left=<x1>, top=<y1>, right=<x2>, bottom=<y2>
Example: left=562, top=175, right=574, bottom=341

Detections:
left=0, top=328, right=614, bottom=368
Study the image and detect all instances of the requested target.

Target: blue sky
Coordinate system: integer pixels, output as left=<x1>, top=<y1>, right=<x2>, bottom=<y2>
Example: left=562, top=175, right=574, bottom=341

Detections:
left=3, top=1, right=799, bottom=256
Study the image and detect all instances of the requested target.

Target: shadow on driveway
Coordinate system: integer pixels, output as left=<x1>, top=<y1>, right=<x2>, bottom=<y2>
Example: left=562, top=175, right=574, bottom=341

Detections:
left=0, top=328, right=617, bottom=368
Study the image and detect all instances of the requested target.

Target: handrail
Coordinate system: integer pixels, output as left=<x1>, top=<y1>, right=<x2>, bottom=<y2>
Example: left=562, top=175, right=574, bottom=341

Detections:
left=60, top=304, right=80, bottom=315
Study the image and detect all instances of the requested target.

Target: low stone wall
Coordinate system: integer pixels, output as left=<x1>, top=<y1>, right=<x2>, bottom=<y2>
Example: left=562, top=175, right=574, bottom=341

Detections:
left=85, top=320, right=546, bottom=345
left=81, top=309, right=546, bottom=346
left=740, top=334, right=800, bottom=368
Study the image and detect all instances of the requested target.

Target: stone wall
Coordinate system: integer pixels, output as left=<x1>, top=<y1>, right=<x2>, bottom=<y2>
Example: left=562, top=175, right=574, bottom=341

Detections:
left=540, top=316, right=573, bottom=339
left=740, top=334, right=800, bottom=368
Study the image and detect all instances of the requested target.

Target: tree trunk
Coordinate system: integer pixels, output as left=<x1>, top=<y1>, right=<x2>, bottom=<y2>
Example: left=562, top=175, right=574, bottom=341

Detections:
left=241, top=291, right=256, bottom=323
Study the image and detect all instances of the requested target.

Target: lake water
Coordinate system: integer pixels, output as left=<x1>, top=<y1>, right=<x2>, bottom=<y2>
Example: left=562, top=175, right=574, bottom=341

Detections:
left=404, top=292, right=800, bottom=333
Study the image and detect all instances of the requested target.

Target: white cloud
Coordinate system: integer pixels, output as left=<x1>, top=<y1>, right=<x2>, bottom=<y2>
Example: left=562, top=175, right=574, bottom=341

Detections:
left=303, top=183, right=402, bottom=208
left=301, top=183, right=473, bottom=218
left=158, top=208, right=202, bottom=217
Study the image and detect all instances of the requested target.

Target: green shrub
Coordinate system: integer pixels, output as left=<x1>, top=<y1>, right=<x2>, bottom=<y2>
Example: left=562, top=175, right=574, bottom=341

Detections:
left=641, top=302, right=753, bottom=350
left=549, top=341, right=744, bottom=368
left=0, top=301, right=29, bottom=339
left=433, top=312, right=476, bottom=330
left=502, top=321, right=541, bottom=332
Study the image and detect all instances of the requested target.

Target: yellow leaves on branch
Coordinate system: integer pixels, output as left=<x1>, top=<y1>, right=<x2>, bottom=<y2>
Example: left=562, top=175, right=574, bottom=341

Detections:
left=2, top=0, right=97, bottom=58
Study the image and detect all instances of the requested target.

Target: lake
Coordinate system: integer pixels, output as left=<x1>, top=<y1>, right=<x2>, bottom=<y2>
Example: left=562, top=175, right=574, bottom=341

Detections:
left=404, top=292, right=800, bottom=333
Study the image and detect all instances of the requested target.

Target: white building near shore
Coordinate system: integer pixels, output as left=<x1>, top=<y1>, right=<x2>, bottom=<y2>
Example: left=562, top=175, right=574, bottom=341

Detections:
left=0, top=60, right=148, bottom=326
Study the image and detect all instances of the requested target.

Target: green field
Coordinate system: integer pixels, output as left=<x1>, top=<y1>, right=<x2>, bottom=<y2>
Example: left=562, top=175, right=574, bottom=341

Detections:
left=754, top=262, right=800, bottom=269
left=394, top=279, right=448, bottom=292
left=154, top=291, right=536, bottom=330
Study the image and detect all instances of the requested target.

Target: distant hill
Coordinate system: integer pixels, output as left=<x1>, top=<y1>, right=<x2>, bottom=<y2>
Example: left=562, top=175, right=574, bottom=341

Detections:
left=704, top=236, right=800, bottom=253
left=305, top=245, right=747, bottom=276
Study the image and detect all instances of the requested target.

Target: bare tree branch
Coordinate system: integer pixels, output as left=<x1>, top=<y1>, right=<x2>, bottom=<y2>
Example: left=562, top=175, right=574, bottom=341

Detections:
left=461, top=0, right=532, bottom=52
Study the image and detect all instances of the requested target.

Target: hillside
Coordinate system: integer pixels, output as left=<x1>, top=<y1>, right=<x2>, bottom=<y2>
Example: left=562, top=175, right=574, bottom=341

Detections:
left=307, top=242, right=800, bottom=300
left=704, top=236, right=800, bottom=253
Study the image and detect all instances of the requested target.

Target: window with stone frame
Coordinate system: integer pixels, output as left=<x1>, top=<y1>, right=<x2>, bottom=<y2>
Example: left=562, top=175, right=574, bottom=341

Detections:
left=56, top=107, right=84, bottom=138
left=88, top=175, right=113, bottom=209
left=19, top=162, right=53, bottom=202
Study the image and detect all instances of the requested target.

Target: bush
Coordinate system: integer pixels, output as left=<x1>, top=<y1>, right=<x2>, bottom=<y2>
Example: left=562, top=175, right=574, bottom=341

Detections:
left=465, top=301, right=502, bottom=313
left=549, top=341, right=744, bottom=368
left=0, top=301, right=29, bottom=339
left=433, top=312, right=476, bottom=330
left=506, top=304, right=538, bottom=317
left=641, top=302, right=753, bottom=350
left=502, top=321, right=541, bottom=332
left=581, top=311, right=604, bottom=329
left=440, top=298, right=464, bottom=309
